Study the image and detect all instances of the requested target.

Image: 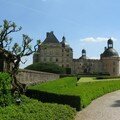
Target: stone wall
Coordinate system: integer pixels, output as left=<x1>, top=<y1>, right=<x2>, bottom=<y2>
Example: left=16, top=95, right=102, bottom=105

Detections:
left=17, top=69, right=60, bottom=86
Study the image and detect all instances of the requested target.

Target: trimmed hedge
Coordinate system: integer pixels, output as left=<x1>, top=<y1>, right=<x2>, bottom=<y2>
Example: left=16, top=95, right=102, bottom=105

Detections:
left=26, top=90, right=81, bottom=111
left=0, top=96, right=76, bottom=120
left=96, top=76, right=120, bottom=79
left=27, top=77, right=120, bottom=111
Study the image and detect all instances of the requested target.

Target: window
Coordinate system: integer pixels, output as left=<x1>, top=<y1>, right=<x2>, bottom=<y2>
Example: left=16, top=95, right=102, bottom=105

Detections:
left=67, top=64, right=69, bottom=67
left=113, top=61, right=115, bottom=65
left=113, top=68, right=115, bottom=73
left=56, top=58, right=58, bottom=62
left=50, top=57, right=52, bottom=62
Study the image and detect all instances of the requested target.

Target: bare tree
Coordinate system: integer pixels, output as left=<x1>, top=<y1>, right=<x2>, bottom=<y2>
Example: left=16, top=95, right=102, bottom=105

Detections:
left=0, top=20, right=40, bottom=93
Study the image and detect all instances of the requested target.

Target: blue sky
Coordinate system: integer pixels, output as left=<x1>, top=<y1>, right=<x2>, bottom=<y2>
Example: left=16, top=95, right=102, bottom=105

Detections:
left=0, top=0, right=120, bottom=68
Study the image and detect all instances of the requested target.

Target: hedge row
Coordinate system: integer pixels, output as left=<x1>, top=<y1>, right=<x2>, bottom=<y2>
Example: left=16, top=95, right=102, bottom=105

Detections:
left=26, top=90, right=81, bottom=111
left=96, top=76, right=120, bottom=79
left=27, top=77, right=120, bottom=111
left=0, top=96, right=76, bottom=120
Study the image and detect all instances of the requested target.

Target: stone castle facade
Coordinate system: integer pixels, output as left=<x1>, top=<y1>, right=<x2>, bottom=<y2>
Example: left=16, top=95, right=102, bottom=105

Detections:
left=33, top=31, right=120, bottom=76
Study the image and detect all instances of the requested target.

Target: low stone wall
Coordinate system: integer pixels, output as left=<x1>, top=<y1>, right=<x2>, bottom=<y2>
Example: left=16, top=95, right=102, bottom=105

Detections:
left=17, top=69, right=60, bottom=86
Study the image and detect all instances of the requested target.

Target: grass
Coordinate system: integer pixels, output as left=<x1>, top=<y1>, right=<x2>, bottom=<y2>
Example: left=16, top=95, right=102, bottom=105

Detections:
left=28, top=77, right=120, bottom=110
left=78, top=77, right=120, bottom=83
left=28, top=77, right=77, bottom=94
left=77, top=77, right=95, bottom=83
left=0, top=96, right=76, bottom=120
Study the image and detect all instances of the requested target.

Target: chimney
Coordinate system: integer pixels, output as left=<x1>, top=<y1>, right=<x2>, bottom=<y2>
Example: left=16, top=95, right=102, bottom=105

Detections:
left=46, top=32, right=49, bottom=37
left=50, top=31, right=54, bottom=34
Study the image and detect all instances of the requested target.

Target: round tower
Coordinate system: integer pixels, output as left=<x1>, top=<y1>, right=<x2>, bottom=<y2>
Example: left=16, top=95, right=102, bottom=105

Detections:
left=82, top=49, right=86, bottom=56
left=79, top=49, right=88, bottom=59
left=101, top=39, right=119, bottom=76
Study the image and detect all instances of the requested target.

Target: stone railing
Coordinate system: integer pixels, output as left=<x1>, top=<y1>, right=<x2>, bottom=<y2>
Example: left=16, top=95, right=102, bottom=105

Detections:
left=17, top=69, right=60, bottom=86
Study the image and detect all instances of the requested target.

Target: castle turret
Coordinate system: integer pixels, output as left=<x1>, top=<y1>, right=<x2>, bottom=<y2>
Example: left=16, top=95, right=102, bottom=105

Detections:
left=101, top=39, right=118, bottom=58
left=82, top=49, right=86, bottom=56
left=100, top=38, right=119, bottom=76
left=108, top=38, right=113, bottom=48
left=61, top=36, right=69, bottom=47
left=79, top=49, right=88, bottom=59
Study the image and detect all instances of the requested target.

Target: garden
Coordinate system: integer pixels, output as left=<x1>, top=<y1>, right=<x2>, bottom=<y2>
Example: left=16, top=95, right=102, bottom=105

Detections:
left=27, top=77, right=120, bottom=111
left=0, top=20, right=76, bottom=120
left=0, top=73, right=76, bottom=120
left=1, top=19, right=120, bottom=120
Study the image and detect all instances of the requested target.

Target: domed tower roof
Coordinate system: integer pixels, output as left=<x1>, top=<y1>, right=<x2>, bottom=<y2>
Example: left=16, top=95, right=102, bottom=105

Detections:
left=108, top=38, right=113, bottom=48
left=43, top=31, right=60, bottom=44
left=108, top=38, right=113, bottom=44
left=82, top=49, right=86, bottom=54
left=79, top=49, right=88, bottom=59
left=101, top=39, right=119, bottom=58
left=101, top=48, right=119, bottom=57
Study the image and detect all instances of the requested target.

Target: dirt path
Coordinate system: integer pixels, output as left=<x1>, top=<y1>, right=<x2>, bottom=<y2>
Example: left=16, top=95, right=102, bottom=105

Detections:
left=75, top=90, right=120, bottom=120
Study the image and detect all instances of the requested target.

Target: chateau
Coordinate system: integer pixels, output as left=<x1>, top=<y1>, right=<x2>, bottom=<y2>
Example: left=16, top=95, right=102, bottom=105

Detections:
left=33, top=31, right=120, bottom=76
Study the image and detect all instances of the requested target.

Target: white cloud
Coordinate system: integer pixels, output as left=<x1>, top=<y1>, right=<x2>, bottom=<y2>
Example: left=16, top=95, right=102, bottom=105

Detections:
left=81, top=37, right=117, bottom=43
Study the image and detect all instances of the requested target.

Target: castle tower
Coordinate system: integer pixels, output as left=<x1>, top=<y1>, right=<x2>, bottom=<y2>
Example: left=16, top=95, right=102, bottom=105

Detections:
left=79, top=49, right=88, bottom=59
left=101, top=39, right=120, bottom=76
left=82, top=49, right=86, bottom=56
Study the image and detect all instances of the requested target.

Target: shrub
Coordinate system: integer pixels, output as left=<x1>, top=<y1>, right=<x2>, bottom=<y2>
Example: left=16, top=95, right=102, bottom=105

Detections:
left=96, top=76, right=120, bottom=79
left=0, top=95, right=76, bottom=120
left=27, top=77, right=120, bottom=111
left=26, top=90, right=81, bottom=111
left=0, top=72, right=13, bottom=107
left=25, top=62, right=66, bottom=74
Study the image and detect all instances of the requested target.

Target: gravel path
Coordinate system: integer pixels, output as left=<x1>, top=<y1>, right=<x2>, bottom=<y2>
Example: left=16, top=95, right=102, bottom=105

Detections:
left=75, top=90, right=120, bottom=120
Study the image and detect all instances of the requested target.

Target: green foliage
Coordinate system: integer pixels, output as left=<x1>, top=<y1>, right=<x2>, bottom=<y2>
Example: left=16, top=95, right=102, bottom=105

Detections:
left=0, top=72, right=13, bottom=107
left=0, top=96, right=76, bottom=120
left=25, top=62, right=66, bottom=74
left=96, top=76, right=120, bottom=79
left=28, top=77, right=120, bottom=111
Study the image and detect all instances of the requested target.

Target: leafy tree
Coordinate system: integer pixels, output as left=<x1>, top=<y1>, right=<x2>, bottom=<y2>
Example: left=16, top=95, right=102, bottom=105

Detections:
left=25, top=62, right=66, bottom=74
left=0, top=72, right=13, bottom=107
left=0, top=20, right=40, bottom=92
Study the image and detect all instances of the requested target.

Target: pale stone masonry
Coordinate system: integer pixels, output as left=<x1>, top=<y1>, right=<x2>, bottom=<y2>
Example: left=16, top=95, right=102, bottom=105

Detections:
left=17, top=69, right=60, bottom=86
left=33, top=31, right=120, bottom=76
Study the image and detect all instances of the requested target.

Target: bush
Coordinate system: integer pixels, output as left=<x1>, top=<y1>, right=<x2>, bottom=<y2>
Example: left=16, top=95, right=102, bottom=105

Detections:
left=96, top=76, right=120, bottom=79
left=25, top=62, right=66, bottom=74
left=0, top=96, right=76, bottom=120
left=26, top=90, right=81, bottom=111
left=0, top=72, right=13, bottom=107
left=27, top=77, right=120, bottom=111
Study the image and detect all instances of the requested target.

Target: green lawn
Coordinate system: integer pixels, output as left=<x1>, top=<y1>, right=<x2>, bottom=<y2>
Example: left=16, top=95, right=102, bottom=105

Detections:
left=28, top=77, right=120, bottom=110
left=77, top=77, right=95, bottom=83
left=78, top=77, right=120, bottom=83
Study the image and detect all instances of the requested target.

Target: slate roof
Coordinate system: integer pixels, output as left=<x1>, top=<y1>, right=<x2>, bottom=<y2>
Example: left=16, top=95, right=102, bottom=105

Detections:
left=101, top=48, right=119, bottom=57
left=43, top=31, right=60, bottom=44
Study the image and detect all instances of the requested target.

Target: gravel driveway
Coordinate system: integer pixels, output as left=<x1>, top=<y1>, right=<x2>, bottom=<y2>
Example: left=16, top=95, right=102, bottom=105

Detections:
left=75, top=90, right=120, bottom=120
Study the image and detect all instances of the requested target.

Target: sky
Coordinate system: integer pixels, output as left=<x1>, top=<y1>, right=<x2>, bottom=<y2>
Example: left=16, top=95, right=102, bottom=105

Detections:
left=0, top=0, right=120, bottom=68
